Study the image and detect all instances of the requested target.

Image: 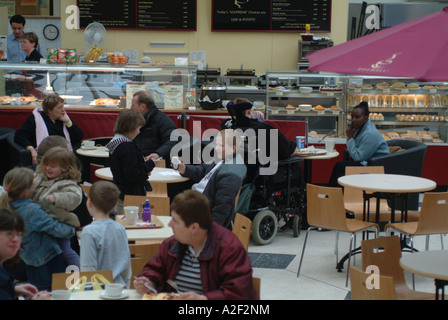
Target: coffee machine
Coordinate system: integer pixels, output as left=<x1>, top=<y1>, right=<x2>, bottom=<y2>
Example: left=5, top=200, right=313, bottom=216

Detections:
left=298, top=38, right=333, bottom=70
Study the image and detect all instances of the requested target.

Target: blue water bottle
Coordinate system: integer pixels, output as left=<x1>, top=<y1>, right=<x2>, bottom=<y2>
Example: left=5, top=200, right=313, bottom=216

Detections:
left=142, top=199, right=151, bottom=222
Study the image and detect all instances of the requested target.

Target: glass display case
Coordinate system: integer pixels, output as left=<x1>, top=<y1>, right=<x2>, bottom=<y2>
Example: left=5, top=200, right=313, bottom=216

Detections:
left=0, top=62, right=197, bottom=109
left=346, top=76, right=448, bottom=144
left=265, top=71, right=347, bottom=140
left=265, top=71, right=448, bottom=144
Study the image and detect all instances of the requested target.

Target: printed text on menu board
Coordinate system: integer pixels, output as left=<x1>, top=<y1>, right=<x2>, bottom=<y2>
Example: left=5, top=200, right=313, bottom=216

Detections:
left=77, top=0, right=196, bottom=30
left=212, top=0, right=331, bottom=32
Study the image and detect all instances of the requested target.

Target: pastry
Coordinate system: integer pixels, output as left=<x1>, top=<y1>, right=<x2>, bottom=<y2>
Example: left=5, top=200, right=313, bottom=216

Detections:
left=142, top=293, right=179, bottom=300
left=330, top=105, right=342, bottom=111
left=376, top=82, right=390, bottom=89
left=285, top=104, right=297, bottom=110
left=391, top=81, right=405, bottom=89
left=407, top=83, right=420, bottom=89
left=313, top=105, right=325, bottom=111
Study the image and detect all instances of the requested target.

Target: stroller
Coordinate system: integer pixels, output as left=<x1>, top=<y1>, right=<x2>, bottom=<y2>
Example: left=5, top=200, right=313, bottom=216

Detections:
left=236, top=156, right=306, bottom=245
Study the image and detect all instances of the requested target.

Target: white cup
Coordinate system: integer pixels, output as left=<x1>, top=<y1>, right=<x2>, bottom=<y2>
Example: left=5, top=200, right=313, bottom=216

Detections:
left=105, top=283, right=124, bottom=297
left=325, top=139, right=335, bottom=152
left=52, top=289, right=71, bottom=300
left=124, top=206, right=139, bottom=225
left=81, top=140, right=95, bottom=149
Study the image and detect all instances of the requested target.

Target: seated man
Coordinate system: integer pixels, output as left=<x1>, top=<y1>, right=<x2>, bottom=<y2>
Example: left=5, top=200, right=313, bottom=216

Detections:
left=133, top=189, right=258, bottom=300
left=221, top=98, right=302, bottom=185
left=130, top=90, right=178, bottom=161
left=328, top=101, right=389, bottom=187
left=175, top=129, right=246, bottom=229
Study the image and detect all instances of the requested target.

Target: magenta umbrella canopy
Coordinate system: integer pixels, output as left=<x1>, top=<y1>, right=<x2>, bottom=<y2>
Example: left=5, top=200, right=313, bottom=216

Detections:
left=308, top=7, right=448, bottom=82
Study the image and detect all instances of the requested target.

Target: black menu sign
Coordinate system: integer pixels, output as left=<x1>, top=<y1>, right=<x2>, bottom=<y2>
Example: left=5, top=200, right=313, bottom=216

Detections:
left=212, top=0, right=331, bottom=32
left=78, top=0, right=196, bottom=30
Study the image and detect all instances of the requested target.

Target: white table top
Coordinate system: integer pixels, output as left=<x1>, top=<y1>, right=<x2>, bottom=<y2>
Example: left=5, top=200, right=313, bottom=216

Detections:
left=95, top=167, right=189, bottom=183
left=77, top=216, right=173, bottom=242
left=338, top=174, right=436, bottom=193
left=76, top=146, right=109, bottom=158
left=400, top=250, right=448, bottom=281
left=69, top=289, right=142, bottom=300
left=296, top=149, right=339, bottom=160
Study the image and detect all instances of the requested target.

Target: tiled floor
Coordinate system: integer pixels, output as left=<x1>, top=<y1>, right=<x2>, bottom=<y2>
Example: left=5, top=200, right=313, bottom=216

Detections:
left=249, top=226, right=446, bottom=300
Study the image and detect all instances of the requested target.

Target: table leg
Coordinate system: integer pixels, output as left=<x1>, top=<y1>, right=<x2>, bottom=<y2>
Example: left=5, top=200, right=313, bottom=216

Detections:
left=435, top=279, right=447, bottom=300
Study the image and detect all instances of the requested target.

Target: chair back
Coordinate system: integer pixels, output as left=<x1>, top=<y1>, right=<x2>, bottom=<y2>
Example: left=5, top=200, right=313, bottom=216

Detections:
left=252, top=277, right=261, bottom=297
left=52, top=270, right=113, bottom=291
left=123, top=195, right=171, bottom=216
left=415, top=192, right=448, bottom=234
left=306, top=184, right=348, bottom=231
left=129, top=243, right=160, bottom=288
left=344, top=166, right=389, bottom=213
left=232, top=213, right=252, bottom=252
left=361, top=236, right=406, bottom=286
left=81, top=184, right=91, bottom=196
left=350, top=266, right=396, bottom=300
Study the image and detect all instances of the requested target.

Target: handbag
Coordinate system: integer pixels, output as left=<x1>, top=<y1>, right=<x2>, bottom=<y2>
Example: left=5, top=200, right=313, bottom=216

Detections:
left=235, top=183, right=255, bottom=215
left=68, top=273, right=111, bottom=292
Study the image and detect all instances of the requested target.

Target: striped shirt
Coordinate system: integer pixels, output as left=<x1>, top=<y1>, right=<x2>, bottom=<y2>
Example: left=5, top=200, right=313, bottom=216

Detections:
left=174, top=245, right=203, bottom=294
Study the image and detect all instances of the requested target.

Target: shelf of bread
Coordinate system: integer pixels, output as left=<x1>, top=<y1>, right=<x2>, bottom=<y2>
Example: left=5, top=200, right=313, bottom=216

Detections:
left=347, top=92, right=448, bottom=109
left=268, top=104, right=343, bottom=115
left=381, top=130, right=443, bottom=143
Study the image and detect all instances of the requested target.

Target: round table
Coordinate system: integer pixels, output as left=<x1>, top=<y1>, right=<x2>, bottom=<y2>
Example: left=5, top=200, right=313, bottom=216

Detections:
left=95, top=167, right=189, bottom=197
left=338, top=173, right=437, bottom=194
left=69, top=289, right=142, bottom=300
left=76, top=146, right=109, bottom=158
left=296, top=149, right=340, bottom=183
left=400, top=250, right=448, bottom=299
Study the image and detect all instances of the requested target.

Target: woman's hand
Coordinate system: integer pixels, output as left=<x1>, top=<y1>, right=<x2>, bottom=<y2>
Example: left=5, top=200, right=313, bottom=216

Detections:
left=29, top=147, right=38, bottom=165
left=346, top=124, right=355, bottom=140
left=179, top=292, right=208, bottom=300
left=14, top=283, right=38, bottom=299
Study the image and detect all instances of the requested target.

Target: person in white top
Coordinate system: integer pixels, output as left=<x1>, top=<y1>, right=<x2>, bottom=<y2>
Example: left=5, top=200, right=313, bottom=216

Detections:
left=80, top=181, right=131, bottom=288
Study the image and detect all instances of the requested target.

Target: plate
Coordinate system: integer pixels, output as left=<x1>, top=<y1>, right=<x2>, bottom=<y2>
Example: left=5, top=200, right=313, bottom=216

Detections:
left=81, top=146, right=97, bottom=151
left=296, top=149, right=327, bottom=157
left=99, top=290, right=129, bottom=300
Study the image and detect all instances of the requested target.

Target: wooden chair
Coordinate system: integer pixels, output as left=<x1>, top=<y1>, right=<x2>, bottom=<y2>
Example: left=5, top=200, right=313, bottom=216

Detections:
left=385, top=192, right=448, bottom=251
left=80, top=183, right=91, bottom=196
left=252, top=277, right=261, bottom=297
left=344, top=166, right=420, bottom=223
left=232, top=213, right=252, bottom=252
left=123, top=195, right=171, bottom=216
left=52, top=270, right=113, bottom=291
left=129, top=243, right=160, bottom=289
left=350, top=266, right=397, bottom=300
left=361, top=236, right=434, bottom=300
left=297, top=184, right=379, bottom=286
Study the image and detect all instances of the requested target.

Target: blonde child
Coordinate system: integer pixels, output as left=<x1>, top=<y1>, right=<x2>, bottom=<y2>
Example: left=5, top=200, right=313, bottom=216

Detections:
left=80, top=180, right=131, bottom=288
left=0, top=167, right=74, bottom=291
left=32, top=146, right=82, bottom=268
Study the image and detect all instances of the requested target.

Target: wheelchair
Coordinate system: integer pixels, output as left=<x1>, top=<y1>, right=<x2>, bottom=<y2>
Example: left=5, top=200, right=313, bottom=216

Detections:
left=237, top=156, right=306, bottom=245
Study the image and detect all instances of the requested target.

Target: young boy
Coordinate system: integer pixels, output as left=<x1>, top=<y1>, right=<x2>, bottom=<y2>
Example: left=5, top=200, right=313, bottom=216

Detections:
left=80, top=180, right=131, bottom=288
left=106, top=109, right=156, bottom=214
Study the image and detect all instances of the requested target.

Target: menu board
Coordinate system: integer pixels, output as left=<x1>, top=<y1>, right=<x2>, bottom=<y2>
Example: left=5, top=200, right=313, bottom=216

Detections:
left=78, top=0, right=196, bottom=30
left=212, top=0, right=331, bottom=32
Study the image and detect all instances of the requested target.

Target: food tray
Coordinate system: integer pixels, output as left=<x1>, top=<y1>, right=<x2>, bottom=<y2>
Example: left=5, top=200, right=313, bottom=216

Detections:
left=117, top=215, right=164, bottom=229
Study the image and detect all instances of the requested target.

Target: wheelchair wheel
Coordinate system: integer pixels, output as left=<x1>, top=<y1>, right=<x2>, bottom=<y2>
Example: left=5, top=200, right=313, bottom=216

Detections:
left=293, top=215, right=302, bottom=238
left=251, top=210, right=278, bottom=245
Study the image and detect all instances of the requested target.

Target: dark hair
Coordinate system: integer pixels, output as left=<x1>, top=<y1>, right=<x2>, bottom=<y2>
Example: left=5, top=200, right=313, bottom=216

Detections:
left=37, top=135, right=69, bottom=163
left=9, top=14, right=26, bottom=26
left=133, top=91, right=155, bottom=109
left=170, top=190, right=212, bottom=230
left=113, top=109, right=145, bottom=135
left=353, top=101, right=369, bottom=116
left=0, top=208, right=25, bottom=266
left=88, top=180, right=120, bottom=214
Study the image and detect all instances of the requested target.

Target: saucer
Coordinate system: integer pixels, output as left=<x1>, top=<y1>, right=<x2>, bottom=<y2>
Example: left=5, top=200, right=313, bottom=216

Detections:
left=82, top=146, right=97, bottom=150
left=99, top=290, right=129, bottom=300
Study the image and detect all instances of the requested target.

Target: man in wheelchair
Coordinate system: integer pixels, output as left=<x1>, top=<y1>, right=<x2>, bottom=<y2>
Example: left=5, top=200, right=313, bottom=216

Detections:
left=221, top=98, right=306, bottom=245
